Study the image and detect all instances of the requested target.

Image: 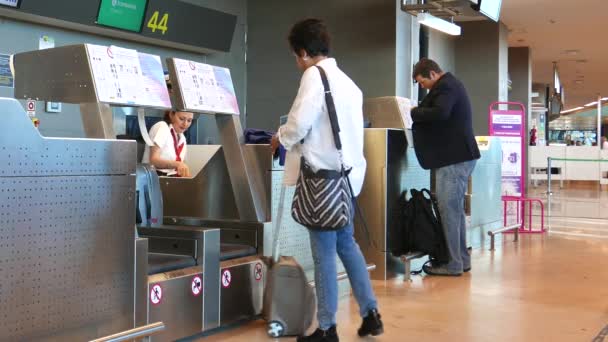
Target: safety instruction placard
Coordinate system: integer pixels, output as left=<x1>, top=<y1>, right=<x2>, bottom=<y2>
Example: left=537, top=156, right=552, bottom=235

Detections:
left=150, top=284, right=163, bottom=305
left=26, top=100, right=36, bottom=117
left=191, top=276, right=202, bottom=296
left=172, top=58, right=240, bottom=115
left=221, top=269, right=232, bottom=288
left=254, top=262, right=263, bottom=282
left=86, top=44, right=171, bottom=109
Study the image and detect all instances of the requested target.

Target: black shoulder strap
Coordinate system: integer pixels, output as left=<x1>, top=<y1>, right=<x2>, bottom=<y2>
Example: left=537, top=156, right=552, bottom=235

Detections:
left=315, top=65, right=342, bottom=151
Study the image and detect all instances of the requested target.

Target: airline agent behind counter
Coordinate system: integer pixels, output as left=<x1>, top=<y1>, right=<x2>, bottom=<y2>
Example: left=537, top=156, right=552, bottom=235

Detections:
left=142, top=110, right=194, bottom=177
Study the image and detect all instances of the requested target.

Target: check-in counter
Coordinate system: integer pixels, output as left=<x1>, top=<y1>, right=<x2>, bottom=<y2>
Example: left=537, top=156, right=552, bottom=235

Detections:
left=357, top=98, right=504, bottom=280
left=358, top=97, right=429, bottom=280
left=602, top=150, right=608, bottom=185
left=530, top=146, right=606, bottom=184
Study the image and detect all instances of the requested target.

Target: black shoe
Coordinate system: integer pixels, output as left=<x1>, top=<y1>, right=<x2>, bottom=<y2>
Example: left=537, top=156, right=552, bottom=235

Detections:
left=297, top=325, right=339, bottom=342
left=358, top=309, right=384, bottom=337
left=464, top=267, right=471, bottom=273
left=422, top=263, right=462, bottom=276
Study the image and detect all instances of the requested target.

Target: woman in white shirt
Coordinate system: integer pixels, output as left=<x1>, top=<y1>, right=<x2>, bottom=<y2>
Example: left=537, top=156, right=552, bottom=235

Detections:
left=272, top=18, right=383, bottom=342
left=142, top=110, right=193, bottom=177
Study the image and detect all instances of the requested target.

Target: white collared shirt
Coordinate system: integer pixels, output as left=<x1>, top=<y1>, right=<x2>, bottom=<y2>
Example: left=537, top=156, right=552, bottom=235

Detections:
left=278, top=58, right=366, bottom=196
left=142, top=121, right=188, bottom=176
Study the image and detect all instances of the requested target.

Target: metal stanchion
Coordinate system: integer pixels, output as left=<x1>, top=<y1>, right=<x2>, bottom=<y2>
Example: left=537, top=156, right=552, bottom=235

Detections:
left=546, top=157, right=552, bottom=195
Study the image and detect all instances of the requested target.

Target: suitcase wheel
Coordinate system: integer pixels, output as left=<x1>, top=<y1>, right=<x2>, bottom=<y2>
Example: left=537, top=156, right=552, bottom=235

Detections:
left=268, top=321, right=285, bottom=338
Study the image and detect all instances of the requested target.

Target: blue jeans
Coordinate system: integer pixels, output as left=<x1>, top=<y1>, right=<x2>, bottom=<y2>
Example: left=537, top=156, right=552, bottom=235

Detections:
left=434, top=159, right=477, bottom=273
left=308, top=207, right=378, bottom=330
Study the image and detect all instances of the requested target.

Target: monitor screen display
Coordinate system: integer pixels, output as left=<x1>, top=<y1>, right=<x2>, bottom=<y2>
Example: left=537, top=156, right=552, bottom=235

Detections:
left=0, top=0, right=20, bottom=8
left=97, top=0, right=148, bottom=33
left=479, top=0, right=502, bottom=22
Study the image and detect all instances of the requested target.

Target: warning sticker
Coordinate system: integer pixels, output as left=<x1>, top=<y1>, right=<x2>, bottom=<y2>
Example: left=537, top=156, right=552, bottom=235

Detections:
left=191, top=276, right=202, bottom=296
left=26, top=100, right=36, bottom=117
left=254, top=262, right=263, bottom=282
left=150, top=284, right=163, bottom=305
left=222, top=269, right=232, bottom=288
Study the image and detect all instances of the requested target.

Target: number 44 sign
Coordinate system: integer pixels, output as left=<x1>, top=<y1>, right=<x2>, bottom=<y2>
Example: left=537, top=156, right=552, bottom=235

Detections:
left=147, top=11, right=169, bottom=35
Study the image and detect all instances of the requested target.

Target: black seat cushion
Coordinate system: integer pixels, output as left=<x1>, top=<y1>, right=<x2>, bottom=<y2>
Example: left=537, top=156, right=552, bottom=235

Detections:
left=148, top=253, right=196, bottom=275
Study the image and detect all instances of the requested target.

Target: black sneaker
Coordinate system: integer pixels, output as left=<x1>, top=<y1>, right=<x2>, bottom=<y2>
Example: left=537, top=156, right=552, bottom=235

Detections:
left=358, top=309, right=384, bottom=337
left=297, top=325, right=339, bottom=342
left=422, top=263, right=462, bottom=276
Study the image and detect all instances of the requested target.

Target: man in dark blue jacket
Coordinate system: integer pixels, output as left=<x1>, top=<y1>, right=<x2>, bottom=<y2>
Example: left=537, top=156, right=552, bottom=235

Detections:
left=411, top=58, right=480, bottom=276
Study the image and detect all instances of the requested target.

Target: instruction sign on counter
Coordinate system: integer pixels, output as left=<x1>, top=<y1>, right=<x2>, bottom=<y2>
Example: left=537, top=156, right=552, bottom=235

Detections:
left=171, top=58, right=240, bottom=115
left=86, top=44, right=171, bottom=109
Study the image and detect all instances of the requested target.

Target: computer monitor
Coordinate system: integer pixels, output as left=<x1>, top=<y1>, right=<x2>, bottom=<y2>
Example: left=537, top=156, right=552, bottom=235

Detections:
left=478, top=0, right=502, bottom=22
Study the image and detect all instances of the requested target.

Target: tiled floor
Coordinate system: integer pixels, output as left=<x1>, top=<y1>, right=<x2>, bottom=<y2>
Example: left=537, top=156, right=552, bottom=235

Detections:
left=191, top=185, right=608, bottom=342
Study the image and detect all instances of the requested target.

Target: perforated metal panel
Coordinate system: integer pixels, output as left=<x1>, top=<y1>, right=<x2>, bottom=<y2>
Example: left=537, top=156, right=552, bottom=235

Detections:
left=0, top=98, right=137, bottom=341
left=0, top=176, right=135, bottom=340
left=0, top=140, right=135, bottom=177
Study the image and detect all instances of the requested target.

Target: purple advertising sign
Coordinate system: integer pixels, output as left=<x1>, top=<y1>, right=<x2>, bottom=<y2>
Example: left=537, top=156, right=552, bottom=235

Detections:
left=489, top=105, right=526, bottom=198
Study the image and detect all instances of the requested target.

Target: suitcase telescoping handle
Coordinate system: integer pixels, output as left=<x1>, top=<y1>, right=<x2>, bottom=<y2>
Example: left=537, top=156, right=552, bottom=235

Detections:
left=272, top=185, right=287, bottom=263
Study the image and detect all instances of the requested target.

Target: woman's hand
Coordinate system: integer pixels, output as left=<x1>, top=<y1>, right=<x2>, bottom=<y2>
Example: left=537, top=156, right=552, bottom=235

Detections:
left=176, top=162, right=191, bottom=177
left=271, top=134, right=280, bottom=155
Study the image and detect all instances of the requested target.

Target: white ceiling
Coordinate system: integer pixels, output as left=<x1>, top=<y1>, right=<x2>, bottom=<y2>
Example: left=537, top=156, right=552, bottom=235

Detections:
left=501, top=0, right=608, bottom=110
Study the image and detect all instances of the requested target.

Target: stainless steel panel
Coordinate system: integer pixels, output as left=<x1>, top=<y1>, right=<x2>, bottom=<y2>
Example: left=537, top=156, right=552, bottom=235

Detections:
left=135, top=238, right=149, bottom=330
left=164, top=218, right=262, bottom=250
left=216, top=114, right=268, bottom=222
left=221, top=228, right=258, bottom=247
left=166, top=59, right=187, bottom=113
left=355, top=129, right=390, bottom=280
left=219, top=257, right=266, bottom=325
left=243, top=144, right=272, bottom=222
left=13, top=44, right=98, bottom=103
left=0, top=97, right=137, bottom=340
left=201, top=229, right=220, bottom=331
left=0, top=99, right=136, bottom=177
left=90, top=322, right=165, bottom=342
left=161, top=145, right=239, bottom=220
left=80, top=102, right=117, bottom=139
left=148, top=237, right=197, bottom=256
left=355, top=129, right=431, bottom=280
left=147, top=269, right=203, bottom=342
left=0, top=176, right=136, bottom=341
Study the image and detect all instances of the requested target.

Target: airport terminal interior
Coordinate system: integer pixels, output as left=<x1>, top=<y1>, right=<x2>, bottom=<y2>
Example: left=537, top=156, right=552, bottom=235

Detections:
left=0, top=0, right=607, bottom=341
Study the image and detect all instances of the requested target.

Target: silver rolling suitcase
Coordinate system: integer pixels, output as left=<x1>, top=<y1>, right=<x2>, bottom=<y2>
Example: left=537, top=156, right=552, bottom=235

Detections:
left=263, top=185, right=316, bottom=338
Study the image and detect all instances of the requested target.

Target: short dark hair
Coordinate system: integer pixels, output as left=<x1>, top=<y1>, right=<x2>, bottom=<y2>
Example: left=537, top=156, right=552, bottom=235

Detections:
left=288, top=18, right=331, bottom=57
left=412, top=58, right=443, bottom=80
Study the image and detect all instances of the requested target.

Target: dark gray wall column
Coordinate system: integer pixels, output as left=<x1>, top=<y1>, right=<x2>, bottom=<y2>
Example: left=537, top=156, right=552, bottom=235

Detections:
left=247, top=0, right=412, bottom=131
left=455, top=21, right=509, bottom=136
left=509, top=46, right=532, bottom=187
left=428, top=30, right=456, bottom=74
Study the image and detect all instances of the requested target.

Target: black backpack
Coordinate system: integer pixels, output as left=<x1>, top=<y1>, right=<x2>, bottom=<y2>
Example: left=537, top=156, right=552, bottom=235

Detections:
left=391, top=188, right=450, bottom=264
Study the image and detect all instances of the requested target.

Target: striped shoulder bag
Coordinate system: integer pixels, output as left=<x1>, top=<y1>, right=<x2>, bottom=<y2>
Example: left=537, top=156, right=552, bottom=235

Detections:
left=290, top=66, right=354, bottom=230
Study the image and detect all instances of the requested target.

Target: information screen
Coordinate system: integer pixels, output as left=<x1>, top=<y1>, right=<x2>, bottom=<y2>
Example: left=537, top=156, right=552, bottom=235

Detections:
left=97, top=0, right=148, bottom=32
left=0, top=0, right=20, bottom=8
left=479, top=0, right=502, bottom=22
